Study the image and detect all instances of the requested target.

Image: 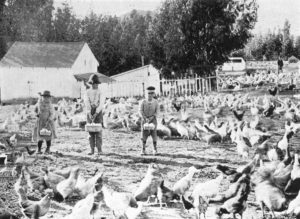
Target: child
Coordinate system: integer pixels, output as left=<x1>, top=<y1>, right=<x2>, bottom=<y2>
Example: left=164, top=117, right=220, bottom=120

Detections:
left=139, top=86, right=159, bottom=155
left=85, top=74, right=105, bottom=155
left=33, top=90, right=57, bottom=154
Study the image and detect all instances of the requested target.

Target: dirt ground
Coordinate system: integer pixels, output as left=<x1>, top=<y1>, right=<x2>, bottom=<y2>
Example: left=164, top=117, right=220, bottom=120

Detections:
left=1, top=90, right=300, bottom=219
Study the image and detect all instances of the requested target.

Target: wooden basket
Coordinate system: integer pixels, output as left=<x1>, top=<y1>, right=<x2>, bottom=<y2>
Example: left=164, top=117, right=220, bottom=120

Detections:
left=85, top=123, right=102, bottom=132
left=143, top=123, right=155, bottom=130
left=39, top=128, right=51, bottom=136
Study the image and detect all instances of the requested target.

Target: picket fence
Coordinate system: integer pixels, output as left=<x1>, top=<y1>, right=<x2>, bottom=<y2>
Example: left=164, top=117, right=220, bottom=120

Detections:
left=100, top=76, right=217, bottom=98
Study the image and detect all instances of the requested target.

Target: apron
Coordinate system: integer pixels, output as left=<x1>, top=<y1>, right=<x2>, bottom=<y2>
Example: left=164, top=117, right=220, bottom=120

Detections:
left=33, top=101, right=57, bottom=141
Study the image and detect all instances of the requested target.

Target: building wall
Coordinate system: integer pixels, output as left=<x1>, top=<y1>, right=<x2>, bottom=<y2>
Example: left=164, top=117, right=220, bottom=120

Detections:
left=111, top=65, right=161, bottom=95
left=72, top=43, right=99, bottom=74
left=0, top=67, right=81, bottom=101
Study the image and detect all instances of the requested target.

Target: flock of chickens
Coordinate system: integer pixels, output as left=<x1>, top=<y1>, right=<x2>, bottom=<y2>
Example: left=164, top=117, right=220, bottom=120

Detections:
left=219, top=70, right=298, bottom=91
left=3, top=80, right=300, bottom=219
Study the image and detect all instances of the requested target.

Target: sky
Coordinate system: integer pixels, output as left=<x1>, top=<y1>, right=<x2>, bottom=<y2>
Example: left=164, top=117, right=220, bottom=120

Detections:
left=54, top=0, right=300, bottom=36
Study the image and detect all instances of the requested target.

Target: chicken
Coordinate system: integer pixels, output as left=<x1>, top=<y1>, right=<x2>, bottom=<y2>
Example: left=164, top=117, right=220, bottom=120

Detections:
left=64, top=190, right=103, bottom=219
left=25, top=146, right=35, bottom=156
left=9, top=134, right=17, bottom=147
left=134, top=164, right=161, bottom=202
left=102, top=185, right=138, bottom=217
left=252, top=167, right=287, bottom=218
left=56, top=166, right=80, bottom=200
left=229, top=154, right=261, bottom=183
left=285, top=153, right=300, bottom=195
left=263, top=102, right=276, bottom=117
left=53, top=167, right=72, bottom=179
left=210, top=173, right=251, bottom=204
left=42, top=167, right=66, bottom=190
left=268, top=86, right=278, bottom=96
left=16, top=187, right=52, bottom=219
left=216, top=164, right=237, bottom=176
left=175, top=121, right=189, bottom=139
left=122, top=203, right=143, bottom=219
left=75, top=171, right=104, bottom=198
left=157, top=180, right=180, bottom=208
left=267, top=141, right=284, bottom=162
left=181, top=195, right=194, bottom=212
left=172, top=166, right=199, bottom=196
left=233, top=133, right=251, bottom=158
left=15, top=152, right=25, bottom=164
left=287, top=190, right=300, bottom=218
left=278, top=130, right=294, bottom=151
left=215, top=174, right=251, bottom=219
left=232, top=109, right=245, bottom=121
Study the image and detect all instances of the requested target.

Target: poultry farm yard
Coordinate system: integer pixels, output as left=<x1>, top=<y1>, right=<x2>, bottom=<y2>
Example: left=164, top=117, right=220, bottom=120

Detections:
left=1, top=89, right=300, bottom=219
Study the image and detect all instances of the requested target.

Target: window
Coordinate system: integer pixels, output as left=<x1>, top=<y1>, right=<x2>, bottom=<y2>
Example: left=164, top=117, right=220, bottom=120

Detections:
left=148, top=71, right=150, bottom=76
left=84, top=60, right=86, bottom=65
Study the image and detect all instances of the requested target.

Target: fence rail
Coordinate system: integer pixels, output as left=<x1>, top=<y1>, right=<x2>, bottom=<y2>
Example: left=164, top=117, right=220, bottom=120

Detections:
left=160, top=76, right=216, bottom=96
left=99, top=76, right=217, bottom=98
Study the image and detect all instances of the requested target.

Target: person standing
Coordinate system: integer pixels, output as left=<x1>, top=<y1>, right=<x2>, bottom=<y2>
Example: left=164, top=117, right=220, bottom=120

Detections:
left=33, top=91, right=57, bottom=154
left=277, top=55, right=284, bottom=74
left=139, top=86, right=159, bottom=156
left=85, top=74, right=105, bottom=155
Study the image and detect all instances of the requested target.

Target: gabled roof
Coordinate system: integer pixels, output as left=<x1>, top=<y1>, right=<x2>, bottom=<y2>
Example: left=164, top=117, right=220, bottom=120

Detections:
left=111, top=65, right=151, bottom=78
left=0, top=42, right=86, bottom=68
left=74, top=72, right=116, bottom=84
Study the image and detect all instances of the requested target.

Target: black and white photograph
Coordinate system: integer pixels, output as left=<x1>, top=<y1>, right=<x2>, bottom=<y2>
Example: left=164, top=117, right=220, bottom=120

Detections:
left=0, top=0, right=299, bottom=218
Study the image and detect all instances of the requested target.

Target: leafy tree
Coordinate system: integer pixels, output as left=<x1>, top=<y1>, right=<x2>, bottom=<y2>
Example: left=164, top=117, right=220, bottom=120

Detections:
left=0, top=0, right=6, bottom=58
left=3, top=0, right=54, bottom=41
left=295, top=36, right=300, bottom=59
left=147, top=0, right=258, bottom=76
left=52, top=2, right=81, bottom=42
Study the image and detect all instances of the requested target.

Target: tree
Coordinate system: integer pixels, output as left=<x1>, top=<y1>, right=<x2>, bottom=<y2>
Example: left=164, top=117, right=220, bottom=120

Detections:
left=282, top=19, right=294, bottom=59
left=295, top=36, right=300, bottom=59
left=0, top=0, right=6, bottom=58
left=52, top=2, right=81, bottom=42
left=3, top=0, right=54, bottom=41
left=147, top=0, right=258, bottom=76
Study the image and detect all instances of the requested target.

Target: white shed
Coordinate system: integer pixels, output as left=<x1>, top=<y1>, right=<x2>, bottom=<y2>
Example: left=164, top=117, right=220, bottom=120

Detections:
left=110, top=64, right=161, bottom=96
left=0, top=41, right=99, bottom=102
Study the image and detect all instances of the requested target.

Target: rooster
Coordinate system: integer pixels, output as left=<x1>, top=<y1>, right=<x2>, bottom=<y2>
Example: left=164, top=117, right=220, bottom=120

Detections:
left=268, top=86, right=278, bottom=96
left=232, top=109, right=245, bottom=121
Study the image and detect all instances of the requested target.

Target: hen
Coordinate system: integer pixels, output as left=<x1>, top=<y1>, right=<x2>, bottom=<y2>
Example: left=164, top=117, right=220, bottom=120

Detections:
left=134, top=164, right=161, bottom=202
left=56, top=166, right=80, bottom=200
left=215, top=174, right=251, bottom=219
left=157, top=180, right=180, bottom=208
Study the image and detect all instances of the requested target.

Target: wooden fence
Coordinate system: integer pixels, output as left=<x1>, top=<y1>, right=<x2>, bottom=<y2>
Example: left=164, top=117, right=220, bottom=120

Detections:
left=99, top=76, right=217, bottom=98
left=159, top=76, right=217, bottom=96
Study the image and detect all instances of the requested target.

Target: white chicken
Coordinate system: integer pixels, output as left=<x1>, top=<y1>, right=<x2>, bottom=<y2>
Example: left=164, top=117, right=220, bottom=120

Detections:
left=102, top=185, right=138, bottom=217
left=56, top=166, right=80, bottom=200
left=75, top=171, right=104, bottom=198
left=134, top=163, right=161, bottom=202
left=172, top=166, right=199, bottom=196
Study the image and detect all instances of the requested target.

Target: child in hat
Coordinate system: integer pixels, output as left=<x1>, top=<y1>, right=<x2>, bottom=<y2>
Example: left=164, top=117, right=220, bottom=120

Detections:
left=139, top=86, right=159, bottom=155
left=32, top=90, right=57, bottom=154
left=85, top=74, right=105, bottom=155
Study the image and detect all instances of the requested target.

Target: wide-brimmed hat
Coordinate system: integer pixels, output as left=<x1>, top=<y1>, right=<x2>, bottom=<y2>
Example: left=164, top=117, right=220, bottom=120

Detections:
left=88, top=74, right=101, bottom=85
left=147, top=86, right=155, bottom=93
left=40, top=90, right=52, bottom=97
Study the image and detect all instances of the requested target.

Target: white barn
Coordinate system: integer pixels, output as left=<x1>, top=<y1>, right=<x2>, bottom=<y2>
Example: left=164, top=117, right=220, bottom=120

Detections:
left=0, top=41, right=101, bottom=101
left=110, top=64, right=161, bottom=96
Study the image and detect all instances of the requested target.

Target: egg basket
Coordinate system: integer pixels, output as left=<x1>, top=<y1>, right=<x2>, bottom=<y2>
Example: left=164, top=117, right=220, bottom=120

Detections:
left=39, top=128, right=51, bottom=136
left=143, top=123, right=155, bottom=130
left=85, top=123, right=102, bottom=132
